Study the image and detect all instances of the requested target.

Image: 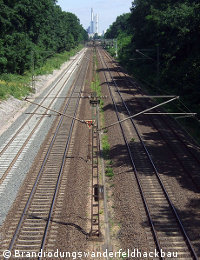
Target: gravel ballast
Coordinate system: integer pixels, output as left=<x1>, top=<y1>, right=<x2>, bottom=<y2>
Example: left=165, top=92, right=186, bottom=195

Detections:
left=97, top=47, right=200, bottom=257
left=0, top=49, right=87, bottom=226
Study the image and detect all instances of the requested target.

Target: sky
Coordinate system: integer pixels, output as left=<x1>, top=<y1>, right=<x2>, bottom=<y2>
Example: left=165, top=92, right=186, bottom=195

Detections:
left=56, top=0, right=132, bottom=33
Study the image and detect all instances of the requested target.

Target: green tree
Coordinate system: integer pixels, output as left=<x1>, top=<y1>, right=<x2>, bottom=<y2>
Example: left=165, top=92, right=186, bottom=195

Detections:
left=105, top=13, right=131, bottom=39
left=0, top=0, right=88, bottom=74
left=105, top=0, right=200, bottom=119
left=130, top=0, right=200, bottom=107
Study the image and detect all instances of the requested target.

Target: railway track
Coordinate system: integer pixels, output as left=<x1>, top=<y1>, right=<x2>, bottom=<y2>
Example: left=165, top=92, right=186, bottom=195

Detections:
left=0, top=48, right=86, bottom=190
left=97, top=47, right=199, bottom=259
left=0, top=49, right=91, bottom=258
left=103, top=50, right=200, bottom=190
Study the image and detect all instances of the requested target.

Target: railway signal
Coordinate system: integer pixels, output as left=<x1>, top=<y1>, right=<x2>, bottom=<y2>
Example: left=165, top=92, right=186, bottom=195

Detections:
left=85, top=120, right=94, bottom=129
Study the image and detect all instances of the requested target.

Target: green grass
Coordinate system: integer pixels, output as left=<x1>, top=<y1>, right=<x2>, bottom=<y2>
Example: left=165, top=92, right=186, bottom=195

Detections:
left=91, top=75, right=101, bottom=97
left=121, top=253, right=128, bottom=259
left=105, top=46, right=116, bottom=57
left=34, top=45, right=82, bottom=76
left=130, top=137, right=135, bottom=143
left=102, top=135, right=110, bottom=160
left=102, top=129, right=115, bottom=179
left=107, top=160, right=113, bottom=166
left=0, top=45, right=83, bottom=101
left=105, top=167, right=114, bottom=178
left=99, top=209, right=104, bottom=214
left=0, top=74, right=32, bottom=100
left=91, top=48, right=115, bottom=180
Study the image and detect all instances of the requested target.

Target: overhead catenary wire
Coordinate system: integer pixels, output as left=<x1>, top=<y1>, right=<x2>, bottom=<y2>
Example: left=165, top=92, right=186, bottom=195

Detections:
left=131, top=72, right=199, bottom=123
left=99, top=96, right=179, bottom=131
left=24, top=97, right=86, bottom=124
left=106, top=49, right=198, bottom=122
left=99, top=48, right=199, bottom=258
left=144, top=113, right=196, bottom=115
left=131, top=50, right=199, bottom=121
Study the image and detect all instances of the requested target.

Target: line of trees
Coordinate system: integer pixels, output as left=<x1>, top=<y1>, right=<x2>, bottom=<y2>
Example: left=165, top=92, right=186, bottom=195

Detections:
left=105, top=0, right=200, bottom=116
left=0, top=0, right=88, bottom=74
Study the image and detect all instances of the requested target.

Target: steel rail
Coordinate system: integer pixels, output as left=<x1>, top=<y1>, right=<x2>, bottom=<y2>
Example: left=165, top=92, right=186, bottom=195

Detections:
left=102, top=48, right=199, bottom=259
left=5, top=53, right=91, bottom=257
left=105, top=50, right=200, bottom=164
left=97, top=48, right=163, bottom=258
left=39, top=74, right=87, bottom=256
left=39, top=52, right=91, bottom=254
left=24, top=98, right=85, bottom=124
left=98, top=48, right=198, bottom=259
left=141, top=106, right=200, bottom=191
left=0, top=57, right=85, bottom=186
left=104, top=50, right=200, bottom=189
left=0, top=49, right=85, bottom=157
left=154, top=112, right=200, bottom=164
left=99, top=96, right=179, bottom=131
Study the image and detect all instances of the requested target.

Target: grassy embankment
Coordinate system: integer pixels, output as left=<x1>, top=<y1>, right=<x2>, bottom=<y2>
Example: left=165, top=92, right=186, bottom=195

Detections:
left=0, top=45, right=83, bottom=101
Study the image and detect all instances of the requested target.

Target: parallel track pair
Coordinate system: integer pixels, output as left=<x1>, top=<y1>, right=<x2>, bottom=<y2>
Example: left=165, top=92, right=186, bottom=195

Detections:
left=97, top=47, right=199, bottom=259
left=1, top=50, right=91, bottom=259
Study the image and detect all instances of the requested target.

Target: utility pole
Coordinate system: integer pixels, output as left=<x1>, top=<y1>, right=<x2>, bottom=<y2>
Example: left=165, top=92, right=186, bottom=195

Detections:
left=156, top=44, right=160, bottom=88
left=31, top=50, right=35, bottom=93
left=115, top=39, right=118, bottom=58
left=135, top=46, right=160, bottom=88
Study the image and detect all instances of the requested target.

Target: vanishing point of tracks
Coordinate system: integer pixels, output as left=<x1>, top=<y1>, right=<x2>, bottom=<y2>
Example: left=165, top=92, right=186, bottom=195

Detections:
left=1, top=49, right=91, bottom=258
left=98, top=47, right=199, bottom=259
